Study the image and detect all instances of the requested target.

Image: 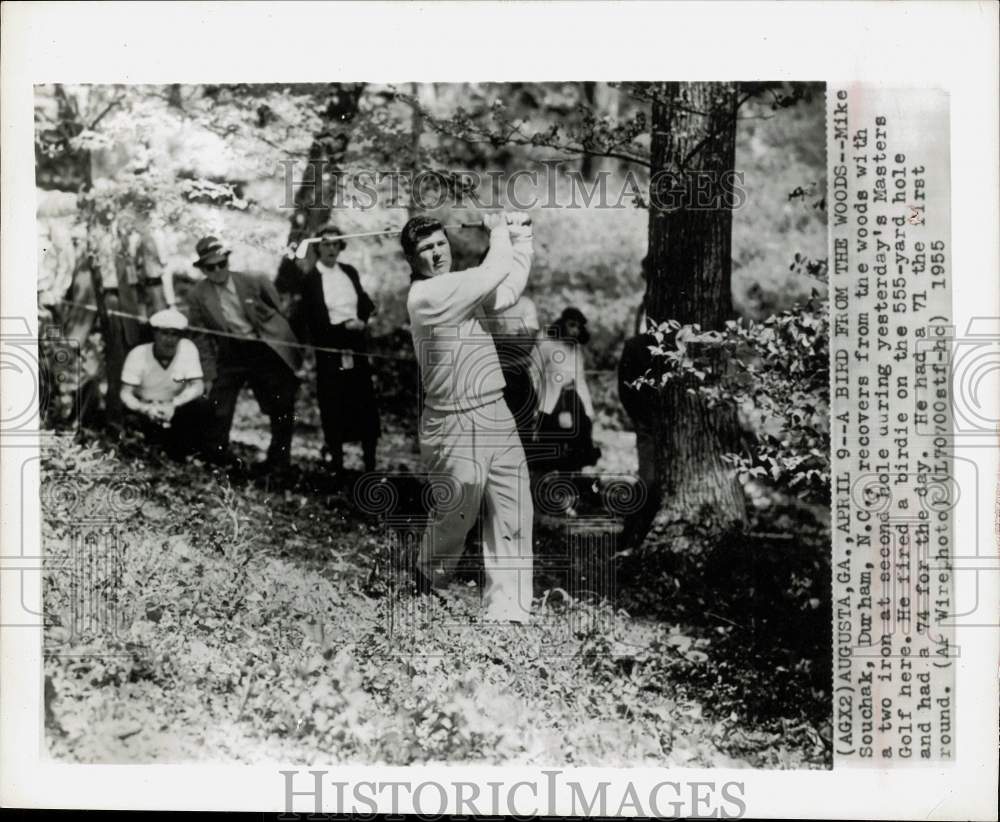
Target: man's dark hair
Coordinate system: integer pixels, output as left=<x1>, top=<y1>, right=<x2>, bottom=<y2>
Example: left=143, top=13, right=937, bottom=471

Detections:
left=400, top=215, right=447, bottom=259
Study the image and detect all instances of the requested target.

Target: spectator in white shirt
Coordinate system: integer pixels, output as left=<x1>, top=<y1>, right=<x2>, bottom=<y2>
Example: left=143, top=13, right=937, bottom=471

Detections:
left=120, top=308, right=206, bottom=459
left=532, top=307, right=601, bottom=475
left=301, top=223, right=380, bottom=475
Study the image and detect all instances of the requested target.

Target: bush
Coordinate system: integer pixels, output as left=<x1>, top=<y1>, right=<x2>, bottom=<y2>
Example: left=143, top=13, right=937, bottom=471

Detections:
left=638, top=294, right=830, bottom=504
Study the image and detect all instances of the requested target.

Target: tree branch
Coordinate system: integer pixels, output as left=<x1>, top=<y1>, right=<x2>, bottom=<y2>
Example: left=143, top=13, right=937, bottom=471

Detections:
left=404, top=93, right=652, bottom=168
left=88, top=96, right=125, bottom=130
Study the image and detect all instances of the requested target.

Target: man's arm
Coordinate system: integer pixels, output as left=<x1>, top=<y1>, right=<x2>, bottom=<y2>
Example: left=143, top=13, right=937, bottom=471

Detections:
left=575, top=349, right=595, bottom=419
left=183, top=292, right=218, bottom=383
left=171, top=339, right=205, bottom=408
left=172, top=378, right=205, bottom=408
left=410, top=222, right=514, bottom=325
left=119, top=347, right=166, bottom=420
left=257, top=273, right=286, bottom=315
left=120, top=383, right=150, bottom=415
left=487, top=217, right=533, bottom=313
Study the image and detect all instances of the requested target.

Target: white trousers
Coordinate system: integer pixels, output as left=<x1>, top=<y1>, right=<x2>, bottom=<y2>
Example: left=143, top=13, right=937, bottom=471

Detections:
left=417, top=397, right=534, bottom=622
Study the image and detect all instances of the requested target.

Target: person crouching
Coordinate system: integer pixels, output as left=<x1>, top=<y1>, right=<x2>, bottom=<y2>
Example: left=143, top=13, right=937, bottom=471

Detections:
left=119, top=308, right=206, bottom=460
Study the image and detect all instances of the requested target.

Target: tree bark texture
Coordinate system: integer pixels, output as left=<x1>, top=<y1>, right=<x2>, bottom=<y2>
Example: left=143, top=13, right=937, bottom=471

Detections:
left=291, top=83, right=366, bottom=240
left=645, top=81, right=748, bottom=541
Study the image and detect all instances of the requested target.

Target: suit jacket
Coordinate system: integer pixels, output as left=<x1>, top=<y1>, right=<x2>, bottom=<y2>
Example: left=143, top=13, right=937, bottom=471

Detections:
left=301, top=263, right=376, bottom=370
left=618, top=333, right=656, bottom=428
left=185, top=270, right=302, bottom=381
left=274, top=255, right=309, bottom=343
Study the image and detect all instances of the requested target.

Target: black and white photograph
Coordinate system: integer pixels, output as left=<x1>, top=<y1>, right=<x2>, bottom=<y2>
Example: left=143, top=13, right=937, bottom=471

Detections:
left=2, top=2, right=997, bottom=818
left=34, top=78, right=832, bottom=769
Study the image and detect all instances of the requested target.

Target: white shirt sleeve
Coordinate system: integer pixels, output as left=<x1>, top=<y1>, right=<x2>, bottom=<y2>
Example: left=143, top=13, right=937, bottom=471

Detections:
left=536, top=338, right=557, bottom=415
left=489, top=229, right=533, bottom=313
left=576, top=348, right=595, bottom=419
left=172, top=339, right=204, bottom=381
left=120, top=345, right=147, bottom=386
left=409, top=227, right=514, bottom=326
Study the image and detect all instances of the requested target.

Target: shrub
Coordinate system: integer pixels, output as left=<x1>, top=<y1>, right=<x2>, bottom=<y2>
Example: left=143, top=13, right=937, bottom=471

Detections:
left=639, top=293, right=830, bottom=504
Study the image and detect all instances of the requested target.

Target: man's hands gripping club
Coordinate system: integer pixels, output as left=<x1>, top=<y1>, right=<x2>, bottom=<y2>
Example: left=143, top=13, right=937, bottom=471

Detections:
left=482, top=211, right=533, bottom=239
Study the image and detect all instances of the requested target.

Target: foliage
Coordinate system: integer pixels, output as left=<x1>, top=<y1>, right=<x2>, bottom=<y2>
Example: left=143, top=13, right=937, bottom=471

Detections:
left=37, top=82, right=832, bottom=768
left=617, top=501, right=832, bottom=734
left=42, top=432, right=829, bottom=767
left=398, top=83, right=651, bottom=170
left=638, top=291, right=830, bottom=504
left=35, top=81, right=826, bottom=331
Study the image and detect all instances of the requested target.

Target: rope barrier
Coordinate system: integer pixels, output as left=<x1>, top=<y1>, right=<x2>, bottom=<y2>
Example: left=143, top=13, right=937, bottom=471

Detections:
left=57, top=298, right=416, bottom=363
left=54, top=298, right=620, bottom=374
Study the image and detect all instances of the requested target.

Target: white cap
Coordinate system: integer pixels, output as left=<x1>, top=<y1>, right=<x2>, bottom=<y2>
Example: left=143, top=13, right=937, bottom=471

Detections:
left=149, top=308, right=188, bottom=331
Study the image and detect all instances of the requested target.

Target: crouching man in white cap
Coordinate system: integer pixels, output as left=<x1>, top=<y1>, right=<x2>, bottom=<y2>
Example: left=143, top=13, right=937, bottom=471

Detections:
left=120, top=308, right=206, bottom=460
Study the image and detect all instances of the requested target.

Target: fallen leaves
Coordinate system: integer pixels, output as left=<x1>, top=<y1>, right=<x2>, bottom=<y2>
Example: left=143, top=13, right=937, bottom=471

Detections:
left=41, top=429, right=830, bottom=769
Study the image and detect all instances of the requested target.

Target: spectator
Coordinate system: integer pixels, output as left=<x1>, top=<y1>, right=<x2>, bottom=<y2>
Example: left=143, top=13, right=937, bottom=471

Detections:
left=483, top=294, right=541, bottom=451
left=88, top=207, right=169, bottom=427
left=634, top=254, right=650, bottom=335
left=184, top=235, right=302, bottom=475
left=119, top=308, right=205, bottom=460
left=301, top=222, right=381, bottom=474
left=274, top=210, right=311, bottom=343
left=616, top=327, right=661, bottom=551
left=533, top=307, right=601, bottom=476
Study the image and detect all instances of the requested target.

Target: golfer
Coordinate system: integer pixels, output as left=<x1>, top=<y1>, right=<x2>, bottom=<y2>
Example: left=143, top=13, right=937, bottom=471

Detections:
left=402, top=211, right=534, bottom=622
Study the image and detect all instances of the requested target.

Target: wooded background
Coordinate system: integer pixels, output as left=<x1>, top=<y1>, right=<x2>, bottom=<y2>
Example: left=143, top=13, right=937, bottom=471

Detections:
left=37, top=82, right=833, bottom=767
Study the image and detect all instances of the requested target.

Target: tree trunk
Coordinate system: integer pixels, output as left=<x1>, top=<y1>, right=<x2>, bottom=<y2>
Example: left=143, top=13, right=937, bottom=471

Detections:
left=580, top=82, right=597, bottom=180
left=291, top=83, right=366, bottom=240
left=407, top=82, right=426, bottom=218
left=644, top=81, right=748, bottom=545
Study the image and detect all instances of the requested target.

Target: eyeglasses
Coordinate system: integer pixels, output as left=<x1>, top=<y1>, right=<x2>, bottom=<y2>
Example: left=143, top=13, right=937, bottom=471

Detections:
left=319, top=240, right=343, bottom=248
left=203, top=261, right=226, bottom=272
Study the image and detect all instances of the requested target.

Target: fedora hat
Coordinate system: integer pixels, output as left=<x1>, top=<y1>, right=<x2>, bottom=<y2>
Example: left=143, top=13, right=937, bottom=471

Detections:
left=192, top=236, right=230, bottom=268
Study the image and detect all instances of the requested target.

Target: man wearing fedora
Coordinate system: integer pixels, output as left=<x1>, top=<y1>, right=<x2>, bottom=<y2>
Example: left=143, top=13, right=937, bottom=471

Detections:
left=184, top=236, right=302, bottom=474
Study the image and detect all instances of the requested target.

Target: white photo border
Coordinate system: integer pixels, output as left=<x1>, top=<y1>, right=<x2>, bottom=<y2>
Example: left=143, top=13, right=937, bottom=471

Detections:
left=2, top=2, right=997, bottom=818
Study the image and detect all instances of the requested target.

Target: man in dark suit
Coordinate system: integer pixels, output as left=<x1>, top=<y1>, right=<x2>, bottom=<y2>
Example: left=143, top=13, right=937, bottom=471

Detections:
left=617, top=328, right=660, bottom=553
left=184, top=236, right=302, bottom=473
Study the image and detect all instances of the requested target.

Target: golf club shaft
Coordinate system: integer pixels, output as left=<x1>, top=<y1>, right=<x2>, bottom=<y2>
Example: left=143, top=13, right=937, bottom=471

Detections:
left=293, top=222, right=485, bottom=259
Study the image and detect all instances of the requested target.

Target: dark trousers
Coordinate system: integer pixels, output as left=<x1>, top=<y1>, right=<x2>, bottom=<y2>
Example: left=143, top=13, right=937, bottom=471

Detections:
left=531, top=388, right=601, bottom=474
left=501, top=360, right=538, bottom=452
left=130, top=400, right=208, bottom=461
left=204, top=340, right=299, bottom=467
left=316, top=359, right=379, bottom=472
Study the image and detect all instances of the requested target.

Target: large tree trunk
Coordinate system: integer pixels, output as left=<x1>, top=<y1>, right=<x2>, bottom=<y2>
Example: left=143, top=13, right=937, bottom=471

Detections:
left=290, top=83, right=366, bottom=241
left=644, top=81, right=748, bottom=545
